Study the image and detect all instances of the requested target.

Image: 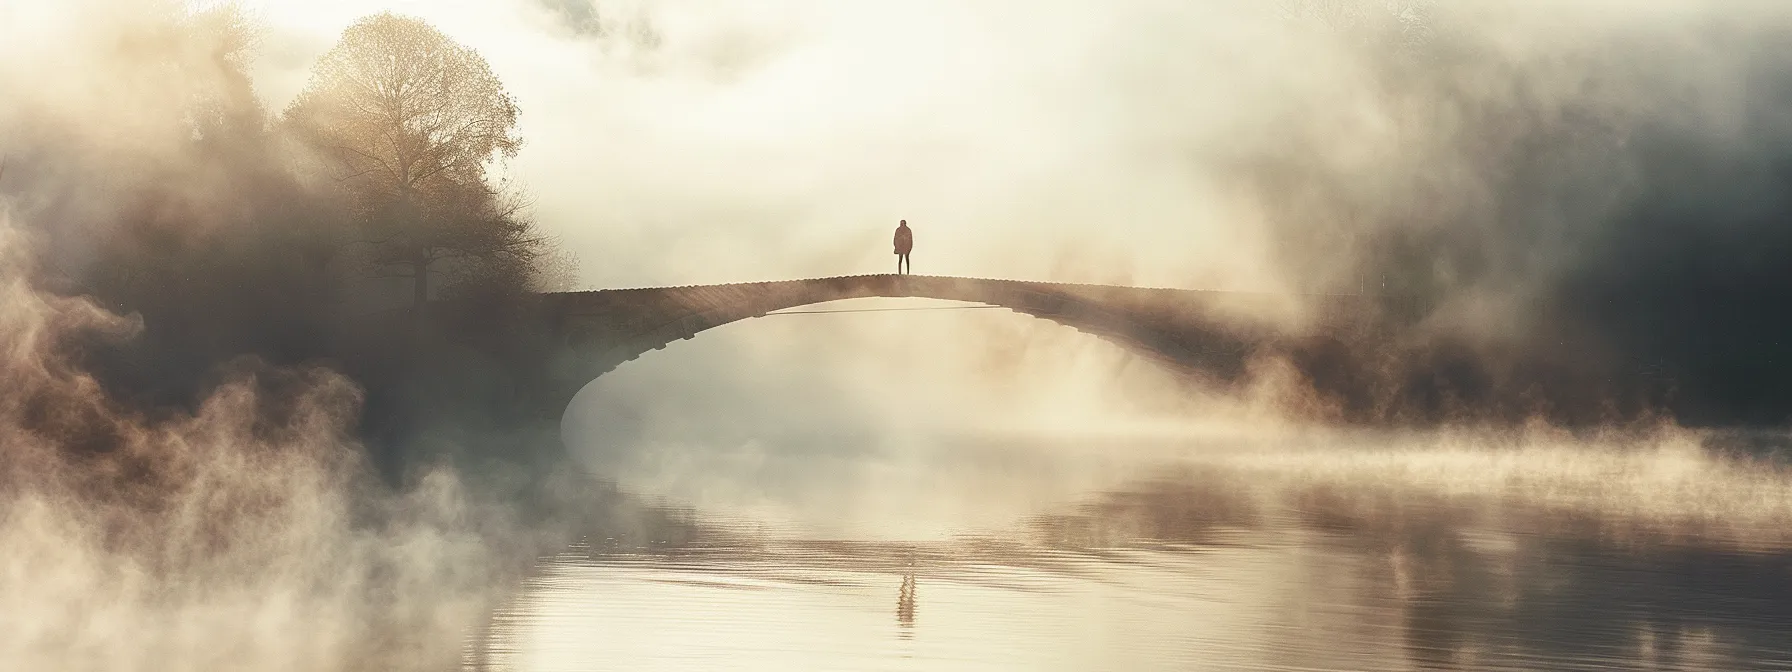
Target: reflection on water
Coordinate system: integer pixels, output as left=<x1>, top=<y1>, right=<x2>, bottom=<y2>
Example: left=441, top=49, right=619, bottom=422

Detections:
left=498, top=303, right=1792, bottom=669
left=469, top=437, right=1792, bottom=671
left=896, top=559, right=916, bottom=638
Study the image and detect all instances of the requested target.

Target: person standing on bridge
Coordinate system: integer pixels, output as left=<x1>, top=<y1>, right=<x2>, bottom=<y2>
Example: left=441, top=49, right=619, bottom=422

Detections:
left=894, top=219, right=914, bottom=275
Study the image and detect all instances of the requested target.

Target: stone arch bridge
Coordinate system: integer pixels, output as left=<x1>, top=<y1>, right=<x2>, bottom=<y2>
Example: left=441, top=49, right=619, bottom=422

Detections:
left=529, top=274, right=1368, bottom=414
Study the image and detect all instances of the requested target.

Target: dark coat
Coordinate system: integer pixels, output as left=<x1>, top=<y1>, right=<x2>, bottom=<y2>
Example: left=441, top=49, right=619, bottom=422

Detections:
left=894, top=226, right=913, bottom=254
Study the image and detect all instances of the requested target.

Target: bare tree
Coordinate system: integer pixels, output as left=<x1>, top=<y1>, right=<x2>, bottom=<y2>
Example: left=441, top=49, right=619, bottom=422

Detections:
left=529, top=244, right=582, bottom=293
left=286, top=12, right=536, bottom=311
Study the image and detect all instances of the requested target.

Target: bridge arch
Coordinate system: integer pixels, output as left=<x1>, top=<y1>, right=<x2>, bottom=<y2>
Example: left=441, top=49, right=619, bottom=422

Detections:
left=534, top=275, right=1305, bottom=422
left=587, top=277, right=1154, bottom=374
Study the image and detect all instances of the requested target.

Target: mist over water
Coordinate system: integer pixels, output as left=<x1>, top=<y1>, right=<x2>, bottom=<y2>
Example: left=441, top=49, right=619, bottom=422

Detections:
left=537, top=305, right=1792, bottom=670
left=0, top=224, right=512, bottom=670
left=7, top=0, right=1792, bottom=669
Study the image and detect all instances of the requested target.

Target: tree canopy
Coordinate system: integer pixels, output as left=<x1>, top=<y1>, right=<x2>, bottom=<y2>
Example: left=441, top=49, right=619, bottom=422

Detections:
left=286, top=12, right=543, bottom=309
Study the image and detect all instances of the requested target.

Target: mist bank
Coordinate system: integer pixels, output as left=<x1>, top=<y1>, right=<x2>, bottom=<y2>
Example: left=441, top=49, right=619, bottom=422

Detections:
left=0, top=5, right=626, bottom=668
left=1106, top=1, right=1792, bottom=427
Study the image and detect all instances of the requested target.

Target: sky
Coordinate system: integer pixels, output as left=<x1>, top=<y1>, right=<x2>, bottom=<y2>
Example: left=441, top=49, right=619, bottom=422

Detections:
left=3, top=0, right=1786, bottom=431
left=203, top=0, right=1792, bottom=440
left=228, top=0, right=1331, bottom=291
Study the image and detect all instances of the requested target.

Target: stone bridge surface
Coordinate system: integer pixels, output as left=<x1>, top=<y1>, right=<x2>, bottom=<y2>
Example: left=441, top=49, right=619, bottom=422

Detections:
left=534, top=274, right=1367, bottom=404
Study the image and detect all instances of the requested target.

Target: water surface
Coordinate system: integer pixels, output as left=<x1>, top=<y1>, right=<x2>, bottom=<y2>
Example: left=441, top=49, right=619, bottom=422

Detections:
left=486, top=304, right=1792, bottom=670
left=469, top=440, right=1792, bottom=671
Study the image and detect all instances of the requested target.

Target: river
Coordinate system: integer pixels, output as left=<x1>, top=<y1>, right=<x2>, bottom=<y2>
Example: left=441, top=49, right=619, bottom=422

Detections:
left=467, top=301, right=1792, bottom=671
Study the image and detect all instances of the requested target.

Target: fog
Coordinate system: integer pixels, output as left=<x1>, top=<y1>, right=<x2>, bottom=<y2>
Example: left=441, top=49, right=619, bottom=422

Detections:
left=231, top=0, right=1792, bottom=422
left=8, top=0, right=1792, bottom=668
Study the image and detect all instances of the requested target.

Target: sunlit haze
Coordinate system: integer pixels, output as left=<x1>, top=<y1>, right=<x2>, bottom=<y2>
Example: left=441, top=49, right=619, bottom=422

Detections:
left=229, top=0, right=1330, bottom=290
left=8, top=0, right=1792, bottom=670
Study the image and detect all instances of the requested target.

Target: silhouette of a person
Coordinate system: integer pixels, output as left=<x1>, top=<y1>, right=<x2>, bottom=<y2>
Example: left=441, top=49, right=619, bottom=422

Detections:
left=893, top=220, right=913, bottom=275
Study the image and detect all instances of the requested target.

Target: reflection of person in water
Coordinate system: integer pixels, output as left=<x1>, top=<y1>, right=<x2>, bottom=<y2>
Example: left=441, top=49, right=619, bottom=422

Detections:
left=893, top=220, right=913, bottom=275
left=896, top=561, right=917, bottom=634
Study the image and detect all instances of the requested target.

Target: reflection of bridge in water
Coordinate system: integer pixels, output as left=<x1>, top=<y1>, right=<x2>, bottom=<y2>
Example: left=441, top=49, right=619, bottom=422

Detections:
left=532, top=274, right=1370, bottom=416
